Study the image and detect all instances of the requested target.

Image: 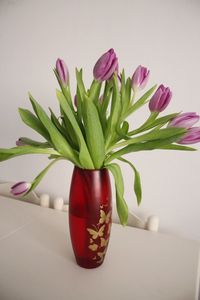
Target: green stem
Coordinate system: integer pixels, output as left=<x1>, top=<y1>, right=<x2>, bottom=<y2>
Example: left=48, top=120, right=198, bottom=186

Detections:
left=28, top=157, right=64, bottom=193
left=128, top=112, right=158, bottom=136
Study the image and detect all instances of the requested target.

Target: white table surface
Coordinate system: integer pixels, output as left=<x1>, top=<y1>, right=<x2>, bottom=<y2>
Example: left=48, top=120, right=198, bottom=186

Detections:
left=0, top=196, right=199, bottom=300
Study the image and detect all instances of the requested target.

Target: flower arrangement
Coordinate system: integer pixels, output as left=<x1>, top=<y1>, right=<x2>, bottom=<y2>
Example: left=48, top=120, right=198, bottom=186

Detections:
left=1, top=49, right=200, bottom=225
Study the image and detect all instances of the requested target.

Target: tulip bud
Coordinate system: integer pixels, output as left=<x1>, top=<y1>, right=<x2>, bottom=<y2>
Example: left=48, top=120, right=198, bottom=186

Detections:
left=168, top=112, right=200, bottom=129
left=56, top=58, right=69, bottom=86
left=11, top=181, right=31, bottom=196
left=93, top=48, right=118, bottom=81
left=16, top=138, right=26, bottom=146
left=131, top=65, right=150, bottom=90
left=178, top=127, right=200, bottom=144
left=149, top=84, right=172, bottom=112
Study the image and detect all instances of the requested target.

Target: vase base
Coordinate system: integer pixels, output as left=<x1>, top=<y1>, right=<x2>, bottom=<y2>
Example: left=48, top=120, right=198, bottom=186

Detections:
left=75, top=257, right=103, bottom=269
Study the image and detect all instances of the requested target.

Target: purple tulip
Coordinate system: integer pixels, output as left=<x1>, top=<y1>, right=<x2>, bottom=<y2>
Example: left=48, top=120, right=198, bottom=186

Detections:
left=149, top=84, right=172, bottom=112
left=56, top=58, right=69, bottom=86
left=11, top=181, right=31, bottom=196
left=132, top=65, right=150, bottom=90
left=93, top=48, right=118, bottom=81
left=178, top=127, right=200, bottom=144
left=16, top=138, right=26, bottom=146
left=168, top=112, right=200, bottom=129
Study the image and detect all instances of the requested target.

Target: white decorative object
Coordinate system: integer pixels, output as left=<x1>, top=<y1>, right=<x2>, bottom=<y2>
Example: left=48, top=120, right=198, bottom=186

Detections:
left=0, top=183, right=160, bottom=232
left=146, top=215, right=159, bottom=232
left=53, top=197, right=64, bottom=211
left=40, top=194, right=50, bottom=208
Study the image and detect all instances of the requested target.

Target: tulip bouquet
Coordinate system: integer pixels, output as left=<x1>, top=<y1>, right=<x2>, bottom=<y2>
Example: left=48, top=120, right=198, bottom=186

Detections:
left=1, top=49, right=200, bottom=224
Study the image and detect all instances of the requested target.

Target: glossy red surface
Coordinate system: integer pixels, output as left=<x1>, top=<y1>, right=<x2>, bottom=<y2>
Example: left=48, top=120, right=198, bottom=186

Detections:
left=69, top=166, right=112, bottom=268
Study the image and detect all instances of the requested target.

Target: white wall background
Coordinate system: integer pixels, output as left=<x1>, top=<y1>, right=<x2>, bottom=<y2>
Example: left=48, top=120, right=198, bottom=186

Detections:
left=0, top=0, right=200, bottom=240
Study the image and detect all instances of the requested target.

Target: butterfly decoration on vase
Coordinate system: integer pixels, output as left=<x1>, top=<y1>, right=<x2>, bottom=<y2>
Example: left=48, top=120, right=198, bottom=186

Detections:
left=87, top=225, right=105, bottom=239
left=99, top=210, right=111, bottom=224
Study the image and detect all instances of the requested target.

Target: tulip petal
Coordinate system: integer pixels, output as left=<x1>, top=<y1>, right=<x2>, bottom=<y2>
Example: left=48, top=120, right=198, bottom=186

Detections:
left=149, top=85, right=172, bottom=112
left=132, top=65, right=150, bottom=90
left=168, top=112, right=199, bottom=128
left=93, top=49, right=118, bottom=81
left=178, top=127, right=200, bottom=144
left=56, top=58, right=69, bottom=85
left=11, top=181, right=31, bottom=196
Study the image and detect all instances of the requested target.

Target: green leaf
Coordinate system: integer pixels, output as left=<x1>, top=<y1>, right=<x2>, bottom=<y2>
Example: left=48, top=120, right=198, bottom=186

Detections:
left=105, top=163, right=128, bottom=225
left=123, top=77, right=132, bottom=114
left=118, top=157, right=142, bottom=205
left=89, top=80, right=102, bottom=102
left=29, top=94, right=80, bottom=166
left=105, top=133, right=186, bottom=164
left=83, top=96, right=105, bottom=169
left=120, top=70, right=126, bottom=113
left=17, top=137, right=50, bottom=148
left=123, top=85, right=157, bottom=119
left=101, top=80, right=113, bottom=116
left=49, top=108, right=79, bottom=150
left=0, top=146, right=59, bottom=162
left=129, top=112, right=179, bottom=136
left=105, top=74, right=121, bottom=149
left=0, top=153, right=15, bottom=162
left=100, top=81, right=113, bottom=133
left=49, top=108, right=69, bottom=138
left=76, top=87, right=83, bottom=124
left=75, top=68, right=86, bottom=100
left=53, top=68, right=73, bottom=109
left=114, top=127, right=187, bottom=149
left=138, top=127, right=187, bottom=143
left=115, top=121, right=129, bottom=141
left=28, top=158, right=61, bottom=193
left=18, top=108, right=50, bottom=142
left=159, top=144, right=197, bottom=151
left=57, top=90, right=94, bottom=169
left=60, top=108, right=80, bottom=150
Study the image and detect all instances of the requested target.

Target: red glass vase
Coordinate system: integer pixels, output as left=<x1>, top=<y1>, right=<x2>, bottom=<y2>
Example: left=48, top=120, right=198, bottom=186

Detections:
left=69, top=166, right=112, bottom=269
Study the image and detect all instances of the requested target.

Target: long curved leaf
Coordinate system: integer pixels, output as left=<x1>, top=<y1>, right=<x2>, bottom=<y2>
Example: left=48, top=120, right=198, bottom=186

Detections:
left=83, top=96, right=105, bottom=169
left=105, top=163, right=128, bottom=225
left=105, top=133, right=186, bottom=164
left=28, top=158, right=62, bottom=193
left=18, top=108, right=50, bottom=142
left=123, top=85, right=157, bottom=119
left=118, top=157, right=142, bottom=205
left=128, top=112, right=179, bottom=136
left=29, top=94, right=80, bottom=166
left=105, top=74, right=121, bottom=149
left=57, top=90, right=94, bottom=169
left=17, top=137, right=50, bottom=148
left=112, top=127, right=187, bottom=150
left=159, top=144, right=197, bottom=151
left=0, top=146, right=59, bottom=162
